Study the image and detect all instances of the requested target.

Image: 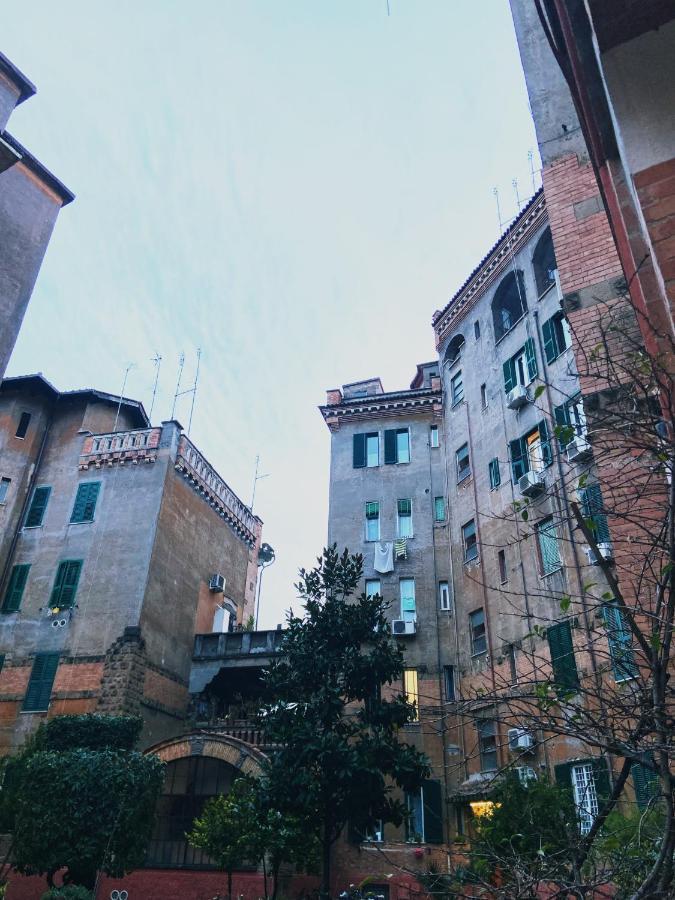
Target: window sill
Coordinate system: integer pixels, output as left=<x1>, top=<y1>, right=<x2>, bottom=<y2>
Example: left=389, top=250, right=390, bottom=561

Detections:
left=457, top=472, right=472, bottom=485
left=541, top=566, right=563, bottom=578
left=22, top=525, right=44, bottom=531
left=471, top=650, right=487, bottom=659
left=69, top=520, right=95, bottom=526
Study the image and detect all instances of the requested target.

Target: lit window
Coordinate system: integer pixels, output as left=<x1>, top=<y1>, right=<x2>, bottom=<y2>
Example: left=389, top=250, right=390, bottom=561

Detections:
left=439, top=581, right=451, bottom=612
left=402, top=668, right=419, bottom=722
left=510, top=420, right=553, bottom=480
left=434, top=496, right=445, bottom=522
left=451, top=371, right=464, bottom=406
left=430, top=425, right=439, bottom=448
left=456, top=444, right=471, bottom=482
left=462, top=519, right=478, bottom=563
left=470, top=608, right=486, bottom=655
left=365, top=502, right=380, bottom=541
left=397, top=499, right=413, bottom=538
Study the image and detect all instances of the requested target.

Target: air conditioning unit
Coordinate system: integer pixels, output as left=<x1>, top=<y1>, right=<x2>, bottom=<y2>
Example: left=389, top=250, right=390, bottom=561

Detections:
left=209, top=573, right=225, bottom=592
left=566, top=436, right=592, bottom=463
left=516, top=766, right=537, bottom=784
left=508, top=728, right=535, bottom=751
left=392, top=619, right=416, bottom=636
left=585, top=542, right=613, bottom=565
left=506, top=384, right=529, bottom=410
left=519, top=470, right=545, bottom=497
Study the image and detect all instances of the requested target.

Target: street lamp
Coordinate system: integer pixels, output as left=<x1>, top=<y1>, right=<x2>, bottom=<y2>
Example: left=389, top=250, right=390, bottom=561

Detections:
left=254, top=542, right=275, bottom=630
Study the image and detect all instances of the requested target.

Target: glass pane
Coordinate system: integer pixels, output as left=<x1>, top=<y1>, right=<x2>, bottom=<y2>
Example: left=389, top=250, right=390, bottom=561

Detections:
left=366, top=435, right=379, bottom=467
left=397, top=430, right=410, bottom=463
left=365, top=579, right=381, bottom=598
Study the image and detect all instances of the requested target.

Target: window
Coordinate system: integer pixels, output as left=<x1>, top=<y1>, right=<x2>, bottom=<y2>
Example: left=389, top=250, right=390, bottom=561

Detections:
left=469, top=608, right=486, bottom=655
left=480, top=383, right=487, bottom=408
left=363, top=821, right=384, bottom=843
left=353, top=433, right=380, bottom=468
left=70, top=482, right=101, bottom=524
left=2, top=564, right=30, bottom=613
left=498, top=549, right=507, bottom=584
left=477, top=719, right=498, bottom=771
left=434, top=496, right=446, bottom=522
left=24, top=486, right=51, bottom=528
left=444, top=665, right=455, bottom=701
left=533, top=227, right=557, bottom=297
left=506, top=644, right=518, bottom=684
left=22, top=652, right=60, bottom=712
left=572, top=764, right=599, bottom=835
left=439, top=581, right=451, bottom=612
left=547, top=621, right=579, bottom=691
left=450, top=371, right=464, bottom=406
left=542, top=311, right=571, bottom=363
left=15, top=412, right=31, bottom=439
left=365, top=502, right=380, bottom=541
left=430, top=425, right=439, bottom=448
left=384, top=428, right=410, bottom=465
left=579, top=483, right=611, bottom=545
left=400, top=578, right=416, bottom=622
left=402, top=668, right=419, bottom=721
left=365, top=578, right=381, bottom=599
left=463, top=519, right=478, bottom=563
left=510, top=420, right=553, bottom=480
left=489, top=457, right=501, bottom=490
left=537, top=517, right=562, bottom=574
left=397, top=499, right=413, bottom=538
left=631, top=759, right=659, bottom=811
left=474, top=320, right=481, bottom=340
left=49, top=560, right=83, bottom=609
left=603, top=603, right=637, bottom=682
left=492, top=270, right=527, bottom=341
left=0, top=478, right=10, bottom=504
left=554, top=394, right=587, bottom=450
left=405, top=788, right=424, bottom=840
left=445, top=334, right=465, bottom=365
left=456, top=444, right=471, bottom=482
left=503, top=338, right=537, bottom=392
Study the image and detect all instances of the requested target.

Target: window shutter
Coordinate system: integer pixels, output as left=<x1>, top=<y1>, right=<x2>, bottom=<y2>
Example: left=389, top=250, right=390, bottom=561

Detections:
left=25, top=486, right=51, bottom=528
left=384, top=430, right=397, bottom=465
left=631, top=759, right=659, bottom=810
left=398, top=499, right=412, bottom=516
left=591, top=757, right=611, bottom=803
left=422, top=780, right=444, bottom=844
left=71, top=483, right=100, bottom=523
left=49, top=563, right=67, bottom=607
left=554, top=761, right=573, bottom=792
left=50, top=561, right=82, bottom=609
left=548, top=621, right=580, bottom=691
left=580, top=484, right=611, bottom=543
left=603, top=604, right=638, bottom=681
left=365, top=502, right=379, bottom=520
left=538, top=521, right=561, bottom=574
left=542, top=318, right=558, bottom=364
left=539, top=419, right=553, bottom=467
left=22, top=652, right=60, bottom=712
left=353, top=434, right=366, bottom=468
left=510, top=438, right=528, bottom=481
left=503, top=358, right=516, bottom=393
left=554, top=403, right=572, bottom=450
left=524, top=338, right=538, bottom=381
left=2, top=564, right=30, bottom=613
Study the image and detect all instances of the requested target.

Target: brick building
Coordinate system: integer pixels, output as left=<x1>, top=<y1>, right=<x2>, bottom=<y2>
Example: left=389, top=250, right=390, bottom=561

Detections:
left=0, top=52, right=74, bottom=380
left=0, top=374, right=261, bottom=753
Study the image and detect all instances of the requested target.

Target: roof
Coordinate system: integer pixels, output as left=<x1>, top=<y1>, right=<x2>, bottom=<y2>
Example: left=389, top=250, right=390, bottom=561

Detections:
left=1, top=374, right=150, bottom=428
left=432, top=187, right=544, bottom=328
left=1, top=132, right=74, bottom=205
left=0, top=52, right=36, bottom=105
left=409, top=361, right=440, bottom=390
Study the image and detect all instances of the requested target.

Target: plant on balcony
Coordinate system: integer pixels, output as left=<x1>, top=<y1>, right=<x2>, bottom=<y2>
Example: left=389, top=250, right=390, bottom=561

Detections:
left=261, top=546, right=429, bottom=899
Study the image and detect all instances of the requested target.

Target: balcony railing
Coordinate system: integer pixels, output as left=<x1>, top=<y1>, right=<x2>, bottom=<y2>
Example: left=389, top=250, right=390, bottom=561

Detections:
left=176, top=436, right=260, bottom=545
left=79, top=428, right=161, bottom=469
left=193, top=629, right=285, bottom=659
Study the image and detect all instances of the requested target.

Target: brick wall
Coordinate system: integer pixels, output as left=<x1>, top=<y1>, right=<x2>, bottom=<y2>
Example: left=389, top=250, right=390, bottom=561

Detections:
left=635, top=156, right=675, bottom=312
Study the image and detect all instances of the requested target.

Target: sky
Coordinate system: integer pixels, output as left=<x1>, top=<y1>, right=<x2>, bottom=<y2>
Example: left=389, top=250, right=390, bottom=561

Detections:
left=3, top=0, right=539, bottom=627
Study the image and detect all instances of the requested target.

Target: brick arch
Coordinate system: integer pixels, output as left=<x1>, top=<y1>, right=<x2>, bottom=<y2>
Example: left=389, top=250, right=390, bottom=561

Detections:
left=146, top=731, right=267, bottom=778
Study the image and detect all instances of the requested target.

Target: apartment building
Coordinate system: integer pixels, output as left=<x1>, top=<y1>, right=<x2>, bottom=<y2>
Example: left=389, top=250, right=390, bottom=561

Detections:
left=0, top=52, right=74, bottom=379
left=0, top=374, right=261, bottom=752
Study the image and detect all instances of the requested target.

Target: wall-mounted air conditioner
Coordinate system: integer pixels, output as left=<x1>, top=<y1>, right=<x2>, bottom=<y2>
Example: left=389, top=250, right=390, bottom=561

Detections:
left=508, top=727, right=535, bottom=751
left=566, top=436, right=592, bottom=463
left=516, top=766, right=537, bottom=783
left=585, top=542, right=613, bottom=565
left=392, top=619, right=416, bottom=636
left=209, top=573, right=225, bottom=592
left=519, top=470, right=545, bottom=497
left=506, top=384, right=529, bottom=410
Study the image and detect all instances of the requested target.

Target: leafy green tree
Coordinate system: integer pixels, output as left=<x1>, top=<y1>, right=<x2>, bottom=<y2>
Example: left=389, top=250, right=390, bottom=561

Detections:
left=4, top=714, right=164, bottom=891
left=262, top=546, right=429, bottom=898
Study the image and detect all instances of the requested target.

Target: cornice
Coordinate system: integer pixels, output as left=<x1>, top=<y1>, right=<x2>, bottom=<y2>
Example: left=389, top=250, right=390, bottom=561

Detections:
left=319, top=390, right=443, bottom=431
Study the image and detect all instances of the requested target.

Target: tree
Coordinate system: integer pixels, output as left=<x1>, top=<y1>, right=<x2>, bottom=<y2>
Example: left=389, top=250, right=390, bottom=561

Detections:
left=262, top=546, right=430, bottom=898
left=3, top=714, right=164, bottom=891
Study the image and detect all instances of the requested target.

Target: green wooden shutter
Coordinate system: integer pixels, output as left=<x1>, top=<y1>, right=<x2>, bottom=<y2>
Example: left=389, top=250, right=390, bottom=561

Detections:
left=591, top=757, right=611, bottom=802
left=631, top=760, right=659, bottom=810
left=423, top=779, right=444, bottom=844
left=542, top=317, right=558, bottom=363
left=603, top=604, right=638, bottom=681
left=539, top=419, right=553, bottom=467
left=548, top=621, right=580, bottom=691
left=524, top=338, right=538, bottom=381
left=510, top=437, right=528, bottom=481
left=580, top=484, right=611, bottom=543
left=384, top=429, right=397, bottom=465
left=24, top=486, right=51, bottom=528
left=554, top=761, right=573, bottom=792
left=2, top=564, right=30, bottom=613
left=70, top=483, right=100, bottom=523
left=538, top=520, right=561, bottom=574
left=353, top=434, right=366, bottom=468
left=503, top=358, right=516, bottom=393
left=398, top=499, right=412, bottom=516
left=554, top=403, right=573, bottom=450
left=22, top=652, right=60, bottom=712
left=50, top=561, right=82, bottom=609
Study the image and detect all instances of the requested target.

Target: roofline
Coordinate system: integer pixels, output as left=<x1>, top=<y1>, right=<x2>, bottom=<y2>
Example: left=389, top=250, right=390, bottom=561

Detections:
left=432, top=187, right=544, bottom=327
left=0, top=52, right=36, bottom=105
left=1, top=132, right=74, bottom=205
left=341, top=376, right=384, bottom=391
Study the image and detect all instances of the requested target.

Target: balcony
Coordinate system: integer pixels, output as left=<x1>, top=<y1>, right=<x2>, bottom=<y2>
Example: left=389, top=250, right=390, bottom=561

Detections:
left=79, top=428, right=161, bottom=469
left=190, top=629, right=285, bottom=695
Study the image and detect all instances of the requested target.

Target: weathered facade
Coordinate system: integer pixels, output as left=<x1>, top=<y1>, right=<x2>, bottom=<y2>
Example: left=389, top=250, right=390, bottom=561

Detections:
left=0, top=374, right=261, bottom=752
left=0, top=52, right=74, bottom=380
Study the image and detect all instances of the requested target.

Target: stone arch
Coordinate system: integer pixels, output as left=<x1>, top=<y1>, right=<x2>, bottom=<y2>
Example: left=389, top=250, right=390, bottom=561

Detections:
left=147, top=731, right=267, bottom=778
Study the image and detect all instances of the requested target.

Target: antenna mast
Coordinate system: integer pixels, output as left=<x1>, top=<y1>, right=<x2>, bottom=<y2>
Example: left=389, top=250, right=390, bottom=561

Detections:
left=493, top=186, right=503, bottom=236
left=113, top=363, right=134, bottom=433
left=171, top=353, right=185, bottom=420
left=149, top=353, right=162, bottom=422
left=512, top=177, right=522, bottom=213
left=187, top=348, right=202, bottom=437
left=251, top=454, right=270, bottom=511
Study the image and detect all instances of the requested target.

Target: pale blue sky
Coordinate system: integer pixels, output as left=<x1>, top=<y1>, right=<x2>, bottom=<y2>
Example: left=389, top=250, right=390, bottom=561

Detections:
left=4, top=0, right=538, bottom=626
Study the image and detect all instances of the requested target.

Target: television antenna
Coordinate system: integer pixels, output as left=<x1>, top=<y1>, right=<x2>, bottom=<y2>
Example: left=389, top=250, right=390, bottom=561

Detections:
left=149, top=353, right=162, bottom=422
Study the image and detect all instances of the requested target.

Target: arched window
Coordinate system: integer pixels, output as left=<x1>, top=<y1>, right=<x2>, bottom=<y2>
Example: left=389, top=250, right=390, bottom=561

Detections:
left=444, top=334, right=465, bottom=365
left=146, top=755, right=239, bottom=868
left=491, top=271, right=527, bottom=341
left=533, top=228, right=557, bottom=297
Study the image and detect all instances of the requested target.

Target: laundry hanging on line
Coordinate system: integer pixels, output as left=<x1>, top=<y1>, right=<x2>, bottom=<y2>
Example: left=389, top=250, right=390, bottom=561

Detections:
left=374, top=541, right=394, bottom=573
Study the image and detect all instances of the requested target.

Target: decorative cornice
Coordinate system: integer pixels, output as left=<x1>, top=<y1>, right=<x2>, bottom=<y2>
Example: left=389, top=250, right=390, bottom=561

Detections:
left=319, top=390, right=442, bottom=430
left=79, top=428, right=161, bottom=469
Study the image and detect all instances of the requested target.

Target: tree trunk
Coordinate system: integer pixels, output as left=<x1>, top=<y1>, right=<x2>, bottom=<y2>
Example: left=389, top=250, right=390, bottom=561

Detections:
left=227, top=867, right=233, bottom=900
left=272, top=858, right=281, bottom=900
left=320, top=825, right=331, bottom=900
left=262, top=853, right=268, bottom=900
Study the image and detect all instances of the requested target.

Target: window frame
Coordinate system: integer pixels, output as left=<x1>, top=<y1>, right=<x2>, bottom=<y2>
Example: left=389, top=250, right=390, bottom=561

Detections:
left=365, top=433, right=380, bottom=468
left=537, top=516, right=562, bottom=576
left=572, top=763, right=599, bottom=836
left=365, top=501, right=380, bottom=542
left=542, top=311, right=571, bottom=364
left=402, top=667, right=419, bottom=722
left=22, top=652, right=60, bottom=712
left=49, top=560, right=84, bottom=610
left=438, top=581, right=451, bottom=612
left=0, top=478, right=10, bottom=505
left=469, top=607, right=487, bottom=656
left=498, top=549, right=507, bottom=584
left=434, top=496, right=446, bottom=522
left=2, top=563, right=31, bottom=614
left=15, top=411, right=32, bottom=439
left=462, top=519, right=478, bottom=563
left=548, top=620, right=580, bottom=692
left=456, top=443, right=471, bottom=483
left=450, top=371, right=464, bottom=407
left=488, top=457, right=501, bottom=490
left=480, top=383, right=487, bottom=409
left=399, top=578, right=416, bottom=622
left=429, top=425, right=439, bottom=448
left=397, top=499, right=413, bottom=538
left=365, top=578, right=381, bottom=599
left=444, top=665, right=456, bottom=701
left=477, top=719, right=498, bottom=772
left=69, top=481, right=101, bottom=525
left=24, top=485, right=52, bottom=528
